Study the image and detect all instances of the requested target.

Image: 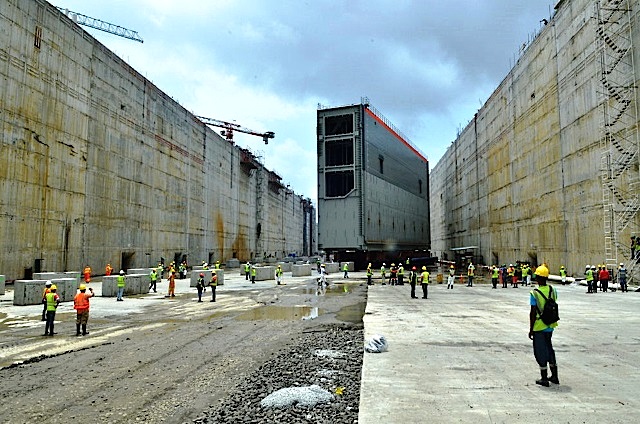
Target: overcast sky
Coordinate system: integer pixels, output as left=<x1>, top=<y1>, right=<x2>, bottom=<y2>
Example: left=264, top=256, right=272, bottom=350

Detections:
left=55, top=0, right=557, bottom=201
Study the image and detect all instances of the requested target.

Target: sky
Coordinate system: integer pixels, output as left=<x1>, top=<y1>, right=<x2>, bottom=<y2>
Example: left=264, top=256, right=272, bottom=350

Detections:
left=55, top=0, right=558, bottom=202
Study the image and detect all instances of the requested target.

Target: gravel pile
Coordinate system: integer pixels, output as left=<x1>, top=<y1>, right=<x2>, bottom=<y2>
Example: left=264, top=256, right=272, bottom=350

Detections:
left=195, top=325, right=364, bottom=423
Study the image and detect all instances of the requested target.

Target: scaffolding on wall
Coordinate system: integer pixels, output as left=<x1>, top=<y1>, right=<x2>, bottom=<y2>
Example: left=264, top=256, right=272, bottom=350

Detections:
left=595, top=0, right=640, bottom=274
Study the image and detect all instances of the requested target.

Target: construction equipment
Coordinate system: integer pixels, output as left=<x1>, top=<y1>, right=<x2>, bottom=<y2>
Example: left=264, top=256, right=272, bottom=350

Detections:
left=196, top=116, right=275, bottom=144
left=57, top=7, right=144, bottom=43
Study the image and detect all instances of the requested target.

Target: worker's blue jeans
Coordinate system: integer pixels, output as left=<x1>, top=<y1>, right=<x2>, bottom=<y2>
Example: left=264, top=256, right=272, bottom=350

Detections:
left=532, top=331, right=556, bottom=368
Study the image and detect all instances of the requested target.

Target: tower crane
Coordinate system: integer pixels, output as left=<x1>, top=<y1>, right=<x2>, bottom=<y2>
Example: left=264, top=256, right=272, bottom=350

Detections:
left=196, top=116, right=275, bottom=144
left=57, top=7, right=144, bottom=43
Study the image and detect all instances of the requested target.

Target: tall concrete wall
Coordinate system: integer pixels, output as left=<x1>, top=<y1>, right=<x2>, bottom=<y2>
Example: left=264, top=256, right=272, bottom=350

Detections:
left=0, top=0, right=315, bottom=281
left=430, top=0, right=640, bottom=275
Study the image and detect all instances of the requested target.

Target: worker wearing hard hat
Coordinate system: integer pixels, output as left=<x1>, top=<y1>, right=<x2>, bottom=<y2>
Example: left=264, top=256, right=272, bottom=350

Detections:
left=276, top=264, right=284, bottom=285
left=149, top=268, right=158, bottom=293
left=559, top=266, right=567, bottom=285
left=420, top=266, right=430, bottom=298
left=618, top=263, right=628, bottom=292
left=41, top=281, right=52, bottom=321
left=196, top=273, right=206, bottom=302
left=209, top=271, right=218, bottom=302
left=447, top=265, right=455, bottom=289
left=74, top=284, right=94, bottom=336
left=528, top=264, right=559, bottom=387
left=491, top=266, right=499, bottom=289
left=244, top=261, right=251, bottom=280
left=43, top=284, right=60, bottom=336
left=467, top=262, right=475, bottom=287
left=409, top=266, right=419, bottom=298
left=585, top=265, right=594, bottom=293
left=380, top=263, right=386, bottom=285
left=397, top=263, right=405, bottom=286
left=366, top=263, right=373, bottom=286
left=116, top=270, right=126, bottom=301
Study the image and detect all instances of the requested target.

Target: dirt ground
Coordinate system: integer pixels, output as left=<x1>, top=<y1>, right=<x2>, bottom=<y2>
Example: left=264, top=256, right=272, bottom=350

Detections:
left=0, top=274, right=367, bottom=424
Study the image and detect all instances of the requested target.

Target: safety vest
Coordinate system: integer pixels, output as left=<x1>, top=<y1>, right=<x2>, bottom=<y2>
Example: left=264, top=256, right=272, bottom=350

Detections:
left=45, top=292, right=59, bottom=312
left=276, top=268, right=283, bottom=276
left=210, top=275, right=218, bottom=286
left=492, top=268, right=499, bottom=278
left=42, top=287, right=51, bottom=299
left=398, top=266, right=404, bottom=275
left=380, top=266, right=386, bottom=275
left=366, top=267, right=372, bottom=276
left=467, top=266, right=475, bottom=276
left=560, top=269, right=566, bottom=278
left=343, top=264, right=348, bottom=271
left=410, top=272, right=418, bottom=284
left=117, top=275, right=126, bottom=287
left=244, top=264, right=250, bottom=272
left=619, top=267, right=627, bottom=280
left=531, top=285, right=558, bottom=331
left=251, top=267, right=256, bottom=276
left=585, top=269, right=594, bottom=281
left=421, top=271, right=430, bottom=284
left=150, top=270, right=157, bottom=282
left=74, top=292, right=91, bottom=311
left=197, top=277, right=205, bottom=289
left=449, top=268, right=455, bottom=276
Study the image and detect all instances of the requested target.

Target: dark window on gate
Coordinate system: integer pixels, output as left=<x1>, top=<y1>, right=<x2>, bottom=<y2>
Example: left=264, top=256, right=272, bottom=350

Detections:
left=325, top=171, right=354, bottom=197
left=379, top=155, right=384, bottom=174
left=325, top=138, right=354, bottom=166
left=324, top=114, right=353, bottom=136
left=419, top=179, right=423, bottom=193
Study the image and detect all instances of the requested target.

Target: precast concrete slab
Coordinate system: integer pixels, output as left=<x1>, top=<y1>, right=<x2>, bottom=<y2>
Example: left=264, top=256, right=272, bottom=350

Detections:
left=292, top=264, right=312, bottom=277
left=254, top=266, right=275, bottom=281
left=359, top=282, right=640, bottom=423
left=324, top=263, right=340, bottom=273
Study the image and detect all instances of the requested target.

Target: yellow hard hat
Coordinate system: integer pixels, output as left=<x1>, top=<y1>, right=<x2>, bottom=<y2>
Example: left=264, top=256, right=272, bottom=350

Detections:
left=79, top=284, right=87, bottom=291
left=50, top=284, right=57, bottom=290
left=534, top=264, right=550, bottom=278
left=422, top=266, right=426, bottom=270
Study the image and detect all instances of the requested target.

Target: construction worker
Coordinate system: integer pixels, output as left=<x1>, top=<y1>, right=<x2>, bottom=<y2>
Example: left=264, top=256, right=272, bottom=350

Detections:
left=167, top=271, right=176, bottom=297
left=244, top=261, right=251, bottom=280
left=366, top=263, right=373, bottom=285
left=276, top=264, right=284, bottom=285
left=397, top=263, right=405, bottom=285
left=149, top=268, right=158, bottom=293
left=209, top=271, right=218, bottom=302
left=390, top=263, right=398, bottom=285
left=319, top=264, right=328, bottom=286
left=215, top=261, right=221, bottom=270
left=41, top=281, right=52, bottom=321
left=501, top=264, right=508, bottom=288
left=116, top=270, right=126, bottom=301
left=592, top=265, right=599, bottom=293
left=196, top=273, right=205, bottom=302
left=559, top=266, right=567, bottom=285
left=105, top=263, right=113, bottom=276
left=157, top=262, right=165, bottom=280
left=618, top=263, right=628, bottom=292
left=585, top=265, right=594, bottom=293
left=409, top=266, right=418, bottom=298
left=73, top=284, right=94, bottom=336
left=380, top=263, right=387, bottom=285
left=420, top=266, right=430, bottom=299
left=43, top=284, right=60, bottom=336
left=343, top=263, right=349, bottom=278
left=491, top=266, right=499, bottom=289
left=522, top=264, right=531, bottom=286
left=528, top=264, right=559, bottom=387
left=507, top=264, right=515, bottom=287
left=467, top=262, right=475, bottom=287
left=447, top=265, right=455, bottom=289
left=514, top=264, right=522, bottom=288
left=599, top=265, right=610, bottom=292
left=251, top=265, right=257, bottom=284
left=83, top=264, right=92, bottom=283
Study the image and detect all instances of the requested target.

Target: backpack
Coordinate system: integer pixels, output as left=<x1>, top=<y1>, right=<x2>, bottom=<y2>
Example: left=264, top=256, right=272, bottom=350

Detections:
left=535, top=285, right=559, bottom=325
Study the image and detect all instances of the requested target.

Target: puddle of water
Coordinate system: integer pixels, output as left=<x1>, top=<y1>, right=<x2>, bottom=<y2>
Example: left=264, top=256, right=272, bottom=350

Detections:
left=335, top=302, right=366, bottom=324
left=236, top=306, right=321, bottom=321
left=301, top=284, right=352, bottom=296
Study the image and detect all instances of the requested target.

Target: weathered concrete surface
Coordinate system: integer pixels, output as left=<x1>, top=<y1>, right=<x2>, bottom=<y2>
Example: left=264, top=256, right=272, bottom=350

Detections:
left=102, top=274, right=149, bottom=297
left=0, top=275, right=4, bottom=295
left=292, top=264, right=312, bottom=277
left=359, top=281, right=640, bottom=423
left=254, top=266, right=275, bottom=281
left=0, top=0, right=315, bottom=281
left=429, top=0, right=640, bottom=274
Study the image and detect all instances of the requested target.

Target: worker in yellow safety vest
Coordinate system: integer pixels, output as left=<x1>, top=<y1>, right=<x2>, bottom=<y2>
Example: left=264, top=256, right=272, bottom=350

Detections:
left=420, top=266, right=430, bottom=299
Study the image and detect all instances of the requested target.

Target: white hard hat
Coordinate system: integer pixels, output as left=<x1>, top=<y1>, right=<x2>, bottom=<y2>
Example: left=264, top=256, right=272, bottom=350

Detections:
left=620, top=263, right=624, bottom=266
left=119, top=270, right=124, bottom=274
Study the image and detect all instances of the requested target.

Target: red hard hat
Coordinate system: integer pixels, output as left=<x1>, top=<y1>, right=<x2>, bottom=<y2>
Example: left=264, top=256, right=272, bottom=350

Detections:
left=200, top=273, right=204, bottom=277
left=412, top=266, right=416, bottom=270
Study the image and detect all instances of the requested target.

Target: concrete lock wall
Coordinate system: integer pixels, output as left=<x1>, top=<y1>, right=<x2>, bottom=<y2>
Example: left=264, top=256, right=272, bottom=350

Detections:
left=292, top=264, right=312, bottom=277
left=429, top=0, right=640, bottom=275
left=0, top=0, right=316, bottom=282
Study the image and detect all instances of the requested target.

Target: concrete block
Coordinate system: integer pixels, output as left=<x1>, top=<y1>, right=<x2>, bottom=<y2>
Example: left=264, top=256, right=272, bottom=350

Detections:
left=51, top=278, right=77, bottom=302
left=214, top=269, right=224, bottom=286
left=13, top=280, right=48, bottom=306
left=0, top=275, right=5, bottom=295
left=277, top=262, right=292, bottom=272
left=191, top=270, right=212, bottom=287
left=127, top=268, right=153, bottom=275
left=255, top=266, right=275, bottom=281
left=102, top=274, right=147, bottom=297
left=292, top=264, right=312, bottom=277
left=226, top=258, right=240, bottom=268
left=102, top=276, right=118, bottom=297
left=340, top=262, right=355, bottom=272
left=324, top=263, right=340, bottom=273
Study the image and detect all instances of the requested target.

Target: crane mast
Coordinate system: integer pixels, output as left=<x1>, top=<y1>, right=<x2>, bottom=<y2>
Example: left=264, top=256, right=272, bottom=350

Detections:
left=196, top=116, right=275, bottom=144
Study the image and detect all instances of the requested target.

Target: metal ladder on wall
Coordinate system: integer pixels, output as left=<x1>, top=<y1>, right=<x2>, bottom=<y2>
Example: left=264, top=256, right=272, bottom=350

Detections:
left=595, top=0, right=640, bottom=281
left=255, top=168, right=265, bottom=261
